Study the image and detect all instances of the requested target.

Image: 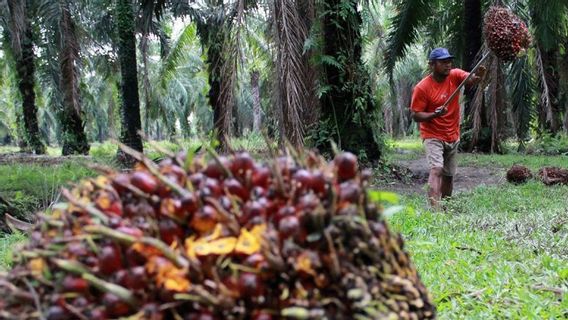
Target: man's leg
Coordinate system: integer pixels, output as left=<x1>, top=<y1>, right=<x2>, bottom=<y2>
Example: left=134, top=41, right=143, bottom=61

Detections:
left=424, top=139, right=445, bottom=208
left=441, top=140, right=459, bottom=199
left=428, top=167, right=444, bottom=208
left=441, top=175, right=453, bottom=198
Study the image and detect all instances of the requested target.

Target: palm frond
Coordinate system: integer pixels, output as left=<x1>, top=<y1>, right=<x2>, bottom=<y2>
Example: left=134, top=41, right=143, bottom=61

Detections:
left=529, top=0, right=568, bottom=52
left=159, top=23, right=201, bottom=88
left=383, top=0, right=434, bottom=76
left=273, top=0, right=309, bottom=147
left=508, top=55, right=535, bottom=143
left=535, top=46, right=554, bottom=126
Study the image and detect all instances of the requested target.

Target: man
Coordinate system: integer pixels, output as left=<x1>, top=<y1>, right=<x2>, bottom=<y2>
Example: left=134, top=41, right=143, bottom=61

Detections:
left=410, top=47, right=486, bottom=208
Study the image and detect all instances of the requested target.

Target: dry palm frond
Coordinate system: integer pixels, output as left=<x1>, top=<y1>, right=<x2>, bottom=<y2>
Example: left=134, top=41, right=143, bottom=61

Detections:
left=5, top=0, right=26, bottom=59
left=469, top=47, right=493, bottom=151
left=535, top=47, right=554, bottom=127
left=273, top=0, right=309, bottom=148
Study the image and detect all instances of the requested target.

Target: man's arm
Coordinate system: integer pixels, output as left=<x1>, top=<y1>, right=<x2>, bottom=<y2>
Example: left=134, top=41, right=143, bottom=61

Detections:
left=465, top=65, right=486, bottom=86
left=411, top=108, right=445, bottom=123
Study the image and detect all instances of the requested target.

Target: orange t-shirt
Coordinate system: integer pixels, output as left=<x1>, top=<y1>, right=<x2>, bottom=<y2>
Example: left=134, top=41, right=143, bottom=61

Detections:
left=410, top=69, right=469, bottom=142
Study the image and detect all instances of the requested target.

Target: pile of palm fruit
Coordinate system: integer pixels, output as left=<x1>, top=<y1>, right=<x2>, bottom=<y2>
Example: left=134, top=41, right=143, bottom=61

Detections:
left=0, top=148, right=435, bottom=319
left=538, top=167, right=568, bottom=186
left=484, top=6, right=531, bottom=61
left=506, top=164, right=532, bottom=184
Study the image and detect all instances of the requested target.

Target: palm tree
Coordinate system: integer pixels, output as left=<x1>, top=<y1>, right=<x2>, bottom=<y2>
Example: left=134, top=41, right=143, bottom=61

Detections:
left=115, top=0, right=144, bottom=163
left=2, top=0, right=46, bottom=154
left=272, top=0, right=311, bottom=148
left=318, top=0, right=382, bottom=160
left=57, top=1, right=90, bottom=155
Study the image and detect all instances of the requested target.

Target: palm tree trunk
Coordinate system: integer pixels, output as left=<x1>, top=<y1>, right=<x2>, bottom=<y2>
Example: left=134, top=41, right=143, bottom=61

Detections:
left=274, top=0, right=309, bottom=148
left=319, top=0, right=381, bottom=160
left=140, top=33, right=153, bottom=137
left=536, top=45, right=561, bottom=134
left=59, top=1, right=89, bottom=155
left=204, top=26, right=234, bottom=151
left=6, top=0, right=45, bottom=154
left=251, top=70, right=261, bottom=132
left=462, top=0, right=482, bottom=72
left=115, top=0, right=143, bottom=164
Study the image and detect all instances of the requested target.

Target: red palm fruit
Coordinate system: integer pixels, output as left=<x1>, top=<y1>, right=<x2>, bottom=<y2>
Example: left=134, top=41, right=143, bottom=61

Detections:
left=243, top=253, right=269, bottom=273
left=128, top=266, right=147, bottom=290
left=224, top=178, right=249, bottom=201
left=220, top=275, right=240, bottom=298
left=111, top=173, right=131, bottom=194
left=181, top=193, right=198, bottom=214
left=252, top=165, right=271, bottom=188
left=251, top=186, right=266, bottom=198
left=191, top=205, right=218, bottom=233
left=46, top=306, right=69, bottom=320
left=310, top=170, right=326, bottom=195
left=102, top=293, right=131, bottom=318
left=88, top=308, right=107, bottom=320
left=161, top=164, right=187, bottom=185
left=72, top=297, right=89, bottom=308
left=98, top=244, right=123, bottom=275
left=292, top=169, right=312, bottom=191
left=159, top=218, right=184, bottom=245
left=160, top=198, right=184, bottom=218
left=203, top=178, right=223, bottom=197
left=203, top=157, right=230, bottom=179
left=274, top=205, right=295, bottom=224
left=116, top=266, right=146, bottom=290
left=66, top=242, right=88, bottom=257
left=238, top=272, right=264, bottom=297
left=334, top=152, right=358, bottom=180
left=130, top=171, right=158, bottom=194
left=62, top=276, right=89, bottom=293
left=95, top=191, right=123, bottom=217
left=231, top=152, right=255, bottom=178
left=241, top=201, right=267, bottom=225
left=189, top=172, right=206, bottom=188
left=125, top=247, right=146, bottom=267
left=187, top=310, right=216, bottom=320
left=116, top=226, right=144, bottom=238
left=339, top=181, right=361, bottom=203
left=278, top=215, right=300, bottom=238
left=252, top=310, right=273, bottom=320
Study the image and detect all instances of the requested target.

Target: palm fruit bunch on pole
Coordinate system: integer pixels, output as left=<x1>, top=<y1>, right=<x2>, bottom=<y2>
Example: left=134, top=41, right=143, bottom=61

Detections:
left=484, top=6, right=531, bottom=62
left=0, top=146, right=435, bottom=320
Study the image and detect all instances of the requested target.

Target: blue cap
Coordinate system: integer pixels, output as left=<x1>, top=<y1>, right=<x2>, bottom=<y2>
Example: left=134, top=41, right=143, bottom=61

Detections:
left=428, top=47, right=454, bottom=60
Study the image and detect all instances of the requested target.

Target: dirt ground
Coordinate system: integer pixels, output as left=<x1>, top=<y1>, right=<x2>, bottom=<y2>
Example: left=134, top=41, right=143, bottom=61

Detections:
left=375, top=157, right=505, bottom=196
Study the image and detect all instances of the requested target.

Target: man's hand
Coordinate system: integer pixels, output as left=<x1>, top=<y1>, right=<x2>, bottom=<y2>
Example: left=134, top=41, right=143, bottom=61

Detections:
left=475, top=65, right=487, bottom=78
left=434, top=106, right=447, bottom=117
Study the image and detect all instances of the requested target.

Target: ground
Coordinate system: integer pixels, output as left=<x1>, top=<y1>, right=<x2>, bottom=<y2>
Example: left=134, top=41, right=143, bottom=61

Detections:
left=375, top=155, right=504, bottom=196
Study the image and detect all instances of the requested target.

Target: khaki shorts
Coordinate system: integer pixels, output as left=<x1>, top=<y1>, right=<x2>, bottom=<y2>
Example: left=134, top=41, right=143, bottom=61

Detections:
left=424, top=138, right=459, bottom=176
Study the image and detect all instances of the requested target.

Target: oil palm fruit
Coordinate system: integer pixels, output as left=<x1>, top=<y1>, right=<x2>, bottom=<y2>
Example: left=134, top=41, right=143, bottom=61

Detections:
left=0, top=149, right=435, bottom=319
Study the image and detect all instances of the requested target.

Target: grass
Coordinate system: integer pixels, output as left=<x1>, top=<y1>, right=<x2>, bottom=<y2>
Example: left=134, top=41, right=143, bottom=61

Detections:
left=384, top=138, right=568, bottom=319
left=0, top=137, right=566, bottom=318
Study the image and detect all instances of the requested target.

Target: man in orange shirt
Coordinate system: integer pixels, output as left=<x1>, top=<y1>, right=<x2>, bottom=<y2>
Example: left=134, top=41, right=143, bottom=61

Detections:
left=411, top=48, right=486, bottom=208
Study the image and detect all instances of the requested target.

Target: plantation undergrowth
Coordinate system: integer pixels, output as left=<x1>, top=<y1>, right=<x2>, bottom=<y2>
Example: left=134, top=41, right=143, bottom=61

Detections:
left=0, top=139, right=566, bottom=319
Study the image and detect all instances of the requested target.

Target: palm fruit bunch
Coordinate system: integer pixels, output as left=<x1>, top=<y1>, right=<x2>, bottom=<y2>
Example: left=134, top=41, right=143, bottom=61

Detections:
left=506, top=164, right=532, bottom=184
left=484, top=6, right=531, bottom=61
left=0, top=148, right=435, bottom=320
left=538, top=166, right=568, bottom=186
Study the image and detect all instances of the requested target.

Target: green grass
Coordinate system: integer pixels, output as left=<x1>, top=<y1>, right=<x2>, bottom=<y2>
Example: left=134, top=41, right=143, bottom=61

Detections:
left=0, top=232, right=27, bottom=270
left=389, top=183, right=568, bottom=319
left=458, top=153, right=568, bottom=170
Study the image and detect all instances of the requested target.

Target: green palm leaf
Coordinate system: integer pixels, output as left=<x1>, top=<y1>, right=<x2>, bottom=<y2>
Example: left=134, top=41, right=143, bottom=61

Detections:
left=384, top=0, right=434, bottom=76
